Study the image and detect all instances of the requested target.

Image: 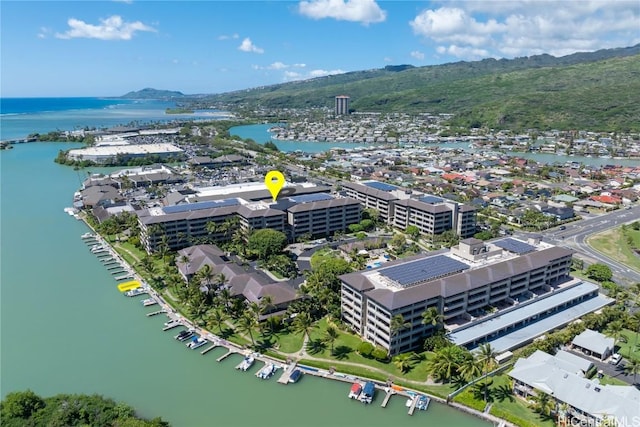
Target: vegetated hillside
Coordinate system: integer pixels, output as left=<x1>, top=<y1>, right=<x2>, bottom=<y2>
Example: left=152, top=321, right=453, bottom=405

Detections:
left=120, top=88, right=185, bottom=99
left=197, top=45, right=640, bottom=131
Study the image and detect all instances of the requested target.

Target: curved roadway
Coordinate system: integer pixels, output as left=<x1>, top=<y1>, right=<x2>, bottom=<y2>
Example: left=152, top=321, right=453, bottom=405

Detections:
left=540, top=205, right=640, bottom=285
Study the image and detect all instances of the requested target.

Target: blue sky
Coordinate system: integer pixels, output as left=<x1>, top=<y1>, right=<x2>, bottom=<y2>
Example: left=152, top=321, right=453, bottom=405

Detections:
left=2, top=0, right=639, bottom=97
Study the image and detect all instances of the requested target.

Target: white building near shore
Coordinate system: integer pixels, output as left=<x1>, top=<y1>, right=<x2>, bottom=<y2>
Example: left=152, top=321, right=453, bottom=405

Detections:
left=67, top=143, right=183, bottom=163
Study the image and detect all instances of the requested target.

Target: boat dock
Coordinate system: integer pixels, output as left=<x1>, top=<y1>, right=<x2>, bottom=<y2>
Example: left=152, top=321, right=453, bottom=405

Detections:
left=381, top=390, right=394, bottom=408
left=216, top=349, right=236, bottom=362
left=200, top=344, right=219, bottom=355
left=407, top=396, right=418, bottom=416
left=146, top=309, right=166, bottom=317
left=277, top=362, right=297, bottom=384
left=162, top=320, right=182, bottom=331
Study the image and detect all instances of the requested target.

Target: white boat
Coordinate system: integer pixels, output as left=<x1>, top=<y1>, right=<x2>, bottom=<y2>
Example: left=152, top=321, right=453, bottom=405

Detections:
left=141, top=298, right=157, bottom=307
left=406, top=398, right=413, bottom=407
left=125, top=288, right=147, bottom=297
left=187, top=336, right=207, bottom=349
left=256, top=363, right=277, bottom=379
left=237, top=355, right=255, bottom=371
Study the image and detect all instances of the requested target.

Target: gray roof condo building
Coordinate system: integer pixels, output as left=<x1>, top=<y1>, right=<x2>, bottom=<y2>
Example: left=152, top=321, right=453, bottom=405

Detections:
left=137, top=182, right=361, bottom=253
left=342, top=180, right=477, bottom=238
left=340, top=237, right=612, bottom=355
left=509, top=350, right=640, bottom=426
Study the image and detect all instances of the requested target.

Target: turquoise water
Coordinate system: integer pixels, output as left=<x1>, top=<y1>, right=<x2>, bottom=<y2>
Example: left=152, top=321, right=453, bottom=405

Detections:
left=231, top=123, right=640, bottom=167
left=230, top=124, right=369, bottom=154
left=0, top=143, right=490, bottom=425
left=0, top=98, right=224, bottom=141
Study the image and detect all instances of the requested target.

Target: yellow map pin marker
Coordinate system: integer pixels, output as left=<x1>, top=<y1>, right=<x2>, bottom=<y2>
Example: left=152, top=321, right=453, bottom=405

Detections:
left=265, top=170, right=285, bottom=202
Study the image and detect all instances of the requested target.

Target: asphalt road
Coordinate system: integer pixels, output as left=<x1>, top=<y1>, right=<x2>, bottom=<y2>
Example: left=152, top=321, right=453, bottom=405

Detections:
left=538, top=205, right=640, bottom=284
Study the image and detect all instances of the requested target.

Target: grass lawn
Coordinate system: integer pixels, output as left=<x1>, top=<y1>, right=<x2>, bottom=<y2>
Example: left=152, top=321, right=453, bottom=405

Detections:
left=615, top=328, right=640, bottom=362
left=588, top=227, right=640, bottom=272
left=273, top=330, right=304, bottom=353
left=491, top=395, right=555, bottom=427
left=304, top=318, right=434, bottom=383
left=598, top=375, right=629, bottom=386
left=309, top=248, right=339, bottom=268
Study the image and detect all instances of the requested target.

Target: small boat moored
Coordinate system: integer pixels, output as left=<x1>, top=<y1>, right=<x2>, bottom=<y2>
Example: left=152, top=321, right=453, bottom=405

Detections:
left=187, top=336, right=207, bottom=349
left=288, top=369, right=302, bottom=383
left=359, top=382, right=375, bottom=404
left=416, top=395, right=430, bottom=411
left=256, top=363, right=278, bottom=379
left=175, top=330, right=194, bottom=341
left=348, top=382, right=362, bottom=399
left=236, top=355, right=255, bottom=371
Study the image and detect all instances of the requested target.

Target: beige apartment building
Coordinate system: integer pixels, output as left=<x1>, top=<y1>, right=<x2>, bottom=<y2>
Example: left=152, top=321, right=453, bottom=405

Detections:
left=340, top=237, right=611, bottom=355
left=138, top=193, right=361, bottom=253
left=342, top=180, right=477, bottom=238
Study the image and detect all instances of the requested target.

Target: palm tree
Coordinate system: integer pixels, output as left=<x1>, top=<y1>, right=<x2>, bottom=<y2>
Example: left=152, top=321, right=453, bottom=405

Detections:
left=476, top=343, right=498, bottom=403
left=323, top=325, right=339, bottom=354
left=389, top=314, right=411, bottom=355
left=236, top=313, right=258, bottom=347
left=292, top=311, right=315, bottom=343
left=393, top=352, right=416, bottom=373
left=207, top=308, right=228, bottom=335
left=422, top=306, right=444, bottom=332
left=605, top=319, right=628, bottom=353
left=197, top=264, right=215, bottom=290
left=458, top=351, right=482, bottom=382
left=529, top=391, right=555, bottom=418
left=426, top=345, right=463, bottom=383
left=217, top=288, right=233, bottom=314
left=624, top=358, right=640, bottom=385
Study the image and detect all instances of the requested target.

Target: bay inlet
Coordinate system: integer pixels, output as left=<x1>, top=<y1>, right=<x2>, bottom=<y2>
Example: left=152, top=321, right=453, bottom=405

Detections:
left=1, top=121, right=490, bottom=425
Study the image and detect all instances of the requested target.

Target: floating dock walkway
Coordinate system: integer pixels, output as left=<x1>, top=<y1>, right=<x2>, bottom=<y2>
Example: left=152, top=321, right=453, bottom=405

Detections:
left=201, top=344, right=219, bottom=355
left=277, top=362, right=298, bottom=384
left=216, top=349, right=236, bottom=362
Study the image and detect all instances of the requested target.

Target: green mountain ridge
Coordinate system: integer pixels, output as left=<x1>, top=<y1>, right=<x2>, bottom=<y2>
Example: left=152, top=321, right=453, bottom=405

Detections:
left=192, top=44, right=640, bottom=131
left=120, top=88, right=185, bottom=99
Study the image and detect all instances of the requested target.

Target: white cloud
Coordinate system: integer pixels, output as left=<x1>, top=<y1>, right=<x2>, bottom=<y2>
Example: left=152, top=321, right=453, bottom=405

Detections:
left=410, top=50, right=425, bottom=60
left=218, top=33, right=239, bottom=40
left=410, top=2, right=640, bottom=60
left=55, top=15, right=156, bottom=40
left=269, top=61, right=288, bottom=70
left=37, top=27, right=51, bottom=39
left=282, top=68, right=345, bottom=82
left=253, top=62, right=307, bottom=70
left=298, top=0, right=386, bottom=25
left=238, top=37, right=264, bottom=53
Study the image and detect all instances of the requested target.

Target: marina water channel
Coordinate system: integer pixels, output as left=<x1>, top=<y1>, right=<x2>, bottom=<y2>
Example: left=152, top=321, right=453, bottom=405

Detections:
left=0, top=141, right=492, bottom=426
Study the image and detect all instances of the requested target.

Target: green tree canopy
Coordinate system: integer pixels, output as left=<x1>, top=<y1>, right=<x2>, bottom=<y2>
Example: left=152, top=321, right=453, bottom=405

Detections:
left=247, top=228, right=288, bottom=260
left=586, top=263, right=613, bottom=283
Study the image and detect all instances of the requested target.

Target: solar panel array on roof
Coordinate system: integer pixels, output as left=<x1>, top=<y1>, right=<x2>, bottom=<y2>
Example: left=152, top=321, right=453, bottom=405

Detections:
left=288, top=193, right=334, bottom=204
left=420, top=195, right=444, bottom=204
left=363, top=181, right=398, bottom=192
left=163, top=198, right=240, bottom=214
left=494, top=238, right=536, bottom=254
left=380, top=255, right=470, bottom=287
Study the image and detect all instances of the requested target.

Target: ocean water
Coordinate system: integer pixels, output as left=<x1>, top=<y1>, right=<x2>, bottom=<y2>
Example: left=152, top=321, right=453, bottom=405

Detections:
left=0, top=97, right=218, bottom=141
left=0, top=99, right=491, bottom=427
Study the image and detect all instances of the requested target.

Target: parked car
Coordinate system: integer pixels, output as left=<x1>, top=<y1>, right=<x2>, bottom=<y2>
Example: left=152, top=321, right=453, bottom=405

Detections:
left=609, top=353, right=622, bottom=365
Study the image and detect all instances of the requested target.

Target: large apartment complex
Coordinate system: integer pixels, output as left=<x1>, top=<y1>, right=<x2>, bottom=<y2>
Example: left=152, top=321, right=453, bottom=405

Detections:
left=342, top=180, right=477, bottom=238
left=340, top=237, right=612, bottom=355
left=137, top=183, right=361, bottom=253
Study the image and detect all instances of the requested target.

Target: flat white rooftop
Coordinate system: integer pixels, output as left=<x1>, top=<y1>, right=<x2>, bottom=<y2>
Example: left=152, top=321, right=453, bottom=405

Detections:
left=193, top=181, right=317, bottom=197
left=68, top=143, right=182, bottom=157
